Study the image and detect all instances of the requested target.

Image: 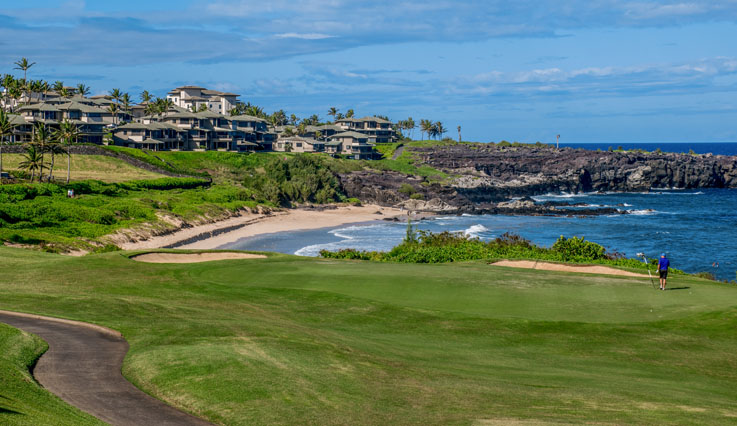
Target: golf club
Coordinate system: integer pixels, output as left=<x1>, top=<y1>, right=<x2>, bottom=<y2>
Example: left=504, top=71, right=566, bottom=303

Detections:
left=637, top=252, right=657, bottom=290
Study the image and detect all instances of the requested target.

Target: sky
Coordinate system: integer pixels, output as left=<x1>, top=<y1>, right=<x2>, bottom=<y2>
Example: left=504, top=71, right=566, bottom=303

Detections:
left=1, top=0, right=736, bottom=143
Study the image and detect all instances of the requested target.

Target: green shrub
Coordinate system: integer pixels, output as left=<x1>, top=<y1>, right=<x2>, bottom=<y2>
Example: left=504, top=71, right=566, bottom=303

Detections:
left=398, top=183, right=416, bottom=195
left=320, top=230, right=686, bottom=274
left=410, top=193, right=424, bottom=200
left=551, top=235, right=607, bottom=262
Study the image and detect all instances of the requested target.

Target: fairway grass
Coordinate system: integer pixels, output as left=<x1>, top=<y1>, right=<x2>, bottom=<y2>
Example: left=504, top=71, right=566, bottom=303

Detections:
left=2, top=154, right=165, bottom=182
left=0, top=246, right=736, bottom=425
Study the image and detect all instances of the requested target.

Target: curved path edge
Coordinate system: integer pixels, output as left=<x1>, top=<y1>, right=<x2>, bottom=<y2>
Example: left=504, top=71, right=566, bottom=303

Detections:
left=0, top=309, right=212, bottom=426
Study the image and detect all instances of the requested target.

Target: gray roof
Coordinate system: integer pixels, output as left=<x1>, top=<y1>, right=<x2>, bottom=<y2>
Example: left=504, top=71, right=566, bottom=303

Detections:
left=56, top=101, right=108, bottom=114
left=358, top=116, right=392, bottom=124
left=282, top=136, right=321, bottom=144
left=164, top=111, right=199, bottom=119
left=8, top=114, right=27, bottom=126
left=230, top=114, right=267, bottom=123
left=331, top=131, right=368, bottom=140
left=115, top=122, right=152, bottom=131
left=195, top=110, right=226, bottom=119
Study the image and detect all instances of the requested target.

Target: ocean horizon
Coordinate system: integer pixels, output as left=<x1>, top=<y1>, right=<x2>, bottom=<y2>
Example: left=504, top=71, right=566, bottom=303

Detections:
left=559, top=141, right=737, bottom=156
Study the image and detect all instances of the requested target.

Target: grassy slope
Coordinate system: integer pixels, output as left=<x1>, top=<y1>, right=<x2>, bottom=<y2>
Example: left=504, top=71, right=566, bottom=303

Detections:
left=0, top=322, right=103, bottom=425
left=1, top=246, right=736, bottom=425
left=0, top=147, right=449, bottom=251
left=2, top=154, right=165, bottom=182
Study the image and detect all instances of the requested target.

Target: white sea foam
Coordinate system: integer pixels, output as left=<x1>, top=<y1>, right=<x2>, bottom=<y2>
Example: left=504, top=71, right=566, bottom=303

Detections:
left=628, top=209, right=658, bottom=216
left=329, top=223, right=388, bottom=240
left=464, top=224, right=491, bottom=238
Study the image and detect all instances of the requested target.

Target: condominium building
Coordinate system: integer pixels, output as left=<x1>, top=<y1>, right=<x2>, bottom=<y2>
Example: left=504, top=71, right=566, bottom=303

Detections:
left=12, top=98, right=117, bottom=143
left=117, top=109, right=275, bottom=152
left=274, top=136, right=324, bottom=153
left=335, top=116, right=395, bottom=143
left=327, top=131, right=375, bottom=160
left=165, top=86, right=239, bottom=114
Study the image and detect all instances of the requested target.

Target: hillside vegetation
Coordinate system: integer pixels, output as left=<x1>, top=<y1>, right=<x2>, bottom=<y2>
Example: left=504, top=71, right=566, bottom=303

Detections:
left=0, top=146, right=446, bottom=251
left=0, top=247, right=736, bottom=425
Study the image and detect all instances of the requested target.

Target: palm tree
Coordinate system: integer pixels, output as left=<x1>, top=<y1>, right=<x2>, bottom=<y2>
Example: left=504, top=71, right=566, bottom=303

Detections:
left=40, top=80, right=50, bottom=102
left=121, top=93, right=131, bottom=119
left=18, top=144, right=45, bottom=182
left=328, top=107, right=338, bottom=122
left=345, top=109, right=354, bottom=118
left=58, top=87, right=72, bottom=99
left=45, top=138, right=68, bottom=182
left=289, top=114, right=298, bottom=125
left=420, top=119, right=433, bottom=141
left=140, top=90, right=152, bottom=104
left=55, top=119, right=80, bottom=183
left=109, top=88, right=122, bottom=104
left=108, top=103, right=119, bottom=125
left=405, top=117, right=415, bottom=140
left=14, top=58, right=35, bottom=101
left=270, top=109, right=287, bottom=127
left=31, top=123, right=51, bottom=181
left=0, top=109, right=16, bottom=180
left=144, top=102, right=158, bottom=117
left=13, top=58, right=36, bottom=82
left=309, top=114, right=320, bottom=125
left=1, top=74, right=16, bottom=110
left=335, top=112, right=344, bottom=120
left=76, top=83, right=90, bottom=97
left=296, top=122, right=307, bottom=136
left=29, top=80, right=43, bottom=103
left=457, top=125, right=461, bottom=143
left=52, top=80, right=65, bottom=93
left=435, top=122, right=446, bottom=140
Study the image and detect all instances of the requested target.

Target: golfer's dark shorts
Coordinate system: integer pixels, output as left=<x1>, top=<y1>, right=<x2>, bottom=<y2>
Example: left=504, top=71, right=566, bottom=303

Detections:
left=659, top=269, right=668, bottom=279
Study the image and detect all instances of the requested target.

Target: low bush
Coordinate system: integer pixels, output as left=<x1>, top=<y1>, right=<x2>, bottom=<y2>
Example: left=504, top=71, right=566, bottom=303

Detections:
left=321, top=230, right=685, bottom=274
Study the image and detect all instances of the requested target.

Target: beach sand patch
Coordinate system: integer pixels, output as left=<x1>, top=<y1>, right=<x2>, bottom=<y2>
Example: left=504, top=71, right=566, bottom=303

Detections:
left=492, top=260, right=647, bottom=277
left=131, top=252, right=266, bottom=263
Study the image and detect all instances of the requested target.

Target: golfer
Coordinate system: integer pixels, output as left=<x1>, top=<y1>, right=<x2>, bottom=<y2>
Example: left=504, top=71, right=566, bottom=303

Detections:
left=657, top=253, right=670, bottom=290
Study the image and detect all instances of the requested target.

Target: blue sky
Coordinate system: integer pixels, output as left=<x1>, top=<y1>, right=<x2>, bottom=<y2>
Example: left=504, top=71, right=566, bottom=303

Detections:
left=1, top=0, right=736, bottom=143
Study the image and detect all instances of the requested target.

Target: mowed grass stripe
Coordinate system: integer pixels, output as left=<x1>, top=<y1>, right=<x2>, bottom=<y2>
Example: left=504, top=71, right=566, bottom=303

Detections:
left=0, top=246, right=736, bottom=425
left=2, top=154, right=165, bottom=182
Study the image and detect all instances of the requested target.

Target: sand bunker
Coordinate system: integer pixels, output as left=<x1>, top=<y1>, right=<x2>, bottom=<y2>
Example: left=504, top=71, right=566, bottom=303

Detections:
left=492, top=260, right=647, bottom=277
left=131, top=252, right=266, bottom=263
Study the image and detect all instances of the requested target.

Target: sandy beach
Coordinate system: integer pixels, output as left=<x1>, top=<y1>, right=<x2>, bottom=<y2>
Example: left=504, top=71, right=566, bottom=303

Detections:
left=118, top=204, right=406, bottom=251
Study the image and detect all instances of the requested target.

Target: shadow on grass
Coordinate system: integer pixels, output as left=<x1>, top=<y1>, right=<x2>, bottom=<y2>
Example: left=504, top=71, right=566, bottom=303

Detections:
left=0, top=406, right=23, bottom=415
left=666, top=287, right=691, bottom=291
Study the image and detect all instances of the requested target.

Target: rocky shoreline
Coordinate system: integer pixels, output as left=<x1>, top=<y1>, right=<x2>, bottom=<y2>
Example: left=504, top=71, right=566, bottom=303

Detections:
left=339, top=144, right=737, bottom=215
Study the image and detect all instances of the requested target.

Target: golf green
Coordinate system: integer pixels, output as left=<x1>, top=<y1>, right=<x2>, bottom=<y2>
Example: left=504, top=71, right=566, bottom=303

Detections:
left=1, top=246, right=736, bottom=425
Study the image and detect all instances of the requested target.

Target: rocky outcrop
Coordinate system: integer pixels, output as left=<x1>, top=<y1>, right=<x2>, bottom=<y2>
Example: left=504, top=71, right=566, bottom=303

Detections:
left=338, top=144, right=737, bottom=215
left=417, top=145, right=737, bottom=197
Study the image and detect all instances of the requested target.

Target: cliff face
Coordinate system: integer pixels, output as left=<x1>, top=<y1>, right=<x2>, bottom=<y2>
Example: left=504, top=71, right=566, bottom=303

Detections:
left=338, top=144, right=737, bottom=213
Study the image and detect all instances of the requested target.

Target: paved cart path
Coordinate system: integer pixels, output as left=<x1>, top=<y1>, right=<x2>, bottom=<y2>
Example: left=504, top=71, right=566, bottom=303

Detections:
left=0, top=310, right=212, bottom=426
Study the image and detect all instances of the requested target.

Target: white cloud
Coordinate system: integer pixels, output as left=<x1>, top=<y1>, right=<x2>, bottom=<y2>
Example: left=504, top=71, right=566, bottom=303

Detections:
left=274, top=33, right=335, bottom=40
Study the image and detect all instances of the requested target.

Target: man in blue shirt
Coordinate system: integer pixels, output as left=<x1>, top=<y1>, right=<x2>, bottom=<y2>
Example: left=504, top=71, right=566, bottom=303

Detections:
left=657, top=253, right=670, bottom=290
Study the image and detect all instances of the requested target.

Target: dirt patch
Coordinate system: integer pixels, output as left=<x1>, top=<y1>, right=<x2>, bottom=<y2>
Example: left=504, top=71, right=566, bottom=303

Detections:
left=131, top=252, right=266, bottom=263
left=492, top=260, right=648, bottom=277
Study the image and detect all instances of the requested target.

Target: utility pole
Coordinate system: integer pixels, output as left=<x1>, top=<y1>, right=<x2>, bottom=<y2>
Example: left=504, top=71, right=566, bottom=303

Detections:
left=556, top=134, right=560, bottom=149
left=457, top=125, right=461, bottom=143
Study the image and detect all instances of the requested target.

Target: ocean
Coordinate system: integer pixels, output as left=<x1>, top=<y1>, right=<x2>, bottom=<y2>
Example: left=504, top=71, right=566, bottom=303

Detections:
left=222, top=142, right=737, bottom=281
left=559, top=142, right=737, bottom=156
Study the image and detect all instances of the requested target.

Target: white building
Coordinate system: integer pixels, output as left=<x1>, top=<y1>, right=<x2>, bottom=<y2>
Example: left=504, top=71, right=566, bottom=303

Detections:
left=166, top=86, right=240, bottom=114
